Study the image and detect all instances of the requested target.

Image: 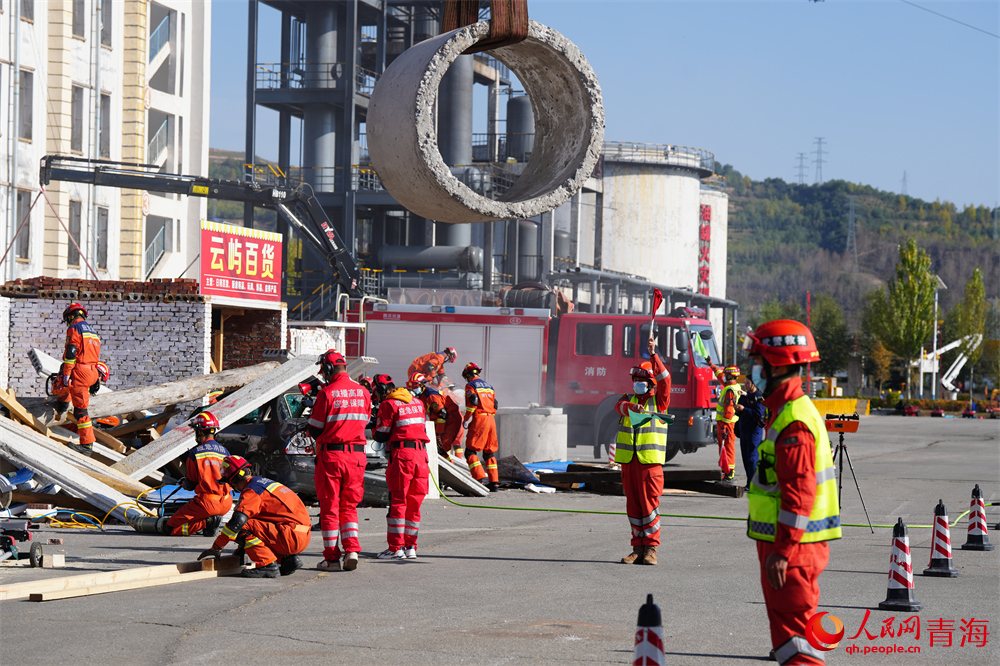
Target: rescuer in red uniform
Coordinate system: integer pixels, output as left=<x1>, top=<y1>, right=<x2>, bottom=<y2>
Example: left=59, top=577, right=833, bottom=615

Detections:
left=199, top=456, right=311, bottom=578
left=614, top=339, right=671, bottom=566
left=408, top=347, right=457, bottom=389
left=54, top=302, right=101, bottom=456
left=462, top=362, right=500, bottom=491
left=745, top=320, right=841, bottom=665
left=413, top=372, right=465, bottom=460
left=373, top=374, right=430, bottom=560
left=308, top=350, right=370, bottom=572
left=709, top=361, right=743, bottom=483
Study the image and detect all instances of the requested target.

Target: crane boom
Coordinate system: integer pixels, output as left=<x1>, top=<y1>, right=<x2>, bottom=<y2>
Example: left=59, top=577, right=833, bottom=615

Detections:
left=39, top=155, right=362, bottom=298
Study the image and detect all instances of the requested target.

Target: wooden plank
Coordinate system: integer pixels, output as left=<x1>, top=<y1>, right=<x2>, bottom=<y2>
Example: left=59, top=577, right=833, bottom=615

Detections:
left=10, top=490, right=102, bottom=514
left=0, top=556, right=241, bottom=601
left=29, top=567, right=243, bottom=601
left=666, top=480, right=745, bottom=498
left=153, top=404, right=177, bottom=436
left=83, top=443, right=164, bottom=486
left=107, top=412, right=176, bottom=438
left=0, top=388, right=60, bottom=441
left=40, top=361, right=282, bottom=424
left=542, top=466, right=724, bottom=485
left=114, top=356, right=379, bottom=480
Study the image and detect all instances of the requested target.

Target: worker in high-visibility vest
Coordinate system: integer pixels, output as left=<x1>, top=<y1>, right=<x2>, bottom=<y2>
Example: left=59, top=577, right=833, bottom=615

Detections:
left=709, top=361, right=743, bottom=483
left=744, top=319, right=841, bottom=665
left=614, top=338, right=670, bottom=566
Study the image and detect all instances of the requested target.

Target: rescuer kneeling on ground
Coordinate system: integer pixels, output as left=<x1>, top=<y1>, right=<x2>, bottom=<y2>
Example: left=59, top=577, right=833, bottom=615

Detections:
left=199, top=456, right=311, bottom=578
left=615, top=338, right=671, bottom=566
left=130, top=411, right=232, bottom=536
left=745, top=320, right=841, bottom=665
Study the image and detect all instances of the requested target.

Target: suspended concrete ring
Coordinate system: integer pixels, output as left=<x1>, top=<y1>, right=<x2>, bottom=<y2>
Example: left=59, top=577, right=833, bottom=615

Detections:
left=367, top=20, right=605, bottom=224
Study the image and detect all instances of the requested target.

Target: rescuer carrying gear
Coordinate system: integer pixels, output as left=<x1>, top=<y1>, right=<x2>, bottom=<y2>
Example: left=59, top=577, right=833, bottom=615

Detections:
left=614, top=339, right=671, bottom=566
left=745, top=319, right=841, bottom=666
left=308, top=349, right=370, bottom=572
left=461, top=362, right=500, bottom=492
left=54, top=302, right=102, bottom=457
left=373, top=374, right=431, bottom=559
left=408, top=347, right=458, bottom=389
left=199, top=456, right=311, bottom=578
left=411, top=372, right=465, bottom=460
left=129, top=411, right=233, bottom=537
left=708, top=361, right=744, bottom=483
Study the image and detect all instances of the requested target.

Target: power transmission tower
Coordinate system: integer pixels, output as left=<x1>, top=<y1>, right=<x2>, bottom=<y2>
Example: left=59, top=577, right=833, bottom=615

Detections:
left=901, top=171, right=908, bottom=195
left=813, top=137, right=826, bottom=184
left=795, top=153, right=809, bottom=185
left=845, top=195, right=859, bottom=272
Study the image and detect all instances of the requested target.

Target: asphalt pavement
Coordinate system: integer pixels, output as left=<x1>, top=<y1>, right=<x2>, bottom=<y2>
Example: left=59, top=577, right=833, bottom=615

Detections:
left=0, top=415, right=997, bottom=665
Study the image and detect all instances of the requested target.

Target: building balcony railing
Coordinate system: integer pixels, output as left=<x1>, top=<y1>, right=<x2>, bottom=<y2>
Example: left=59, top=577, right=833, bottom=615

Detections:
left=148, top=118, right=169, bottom=165
left=149, top=15, right=170, bottom=64
left=255, top=62, right=380, bottom=96
left=144, top=225, right=166, bottom=279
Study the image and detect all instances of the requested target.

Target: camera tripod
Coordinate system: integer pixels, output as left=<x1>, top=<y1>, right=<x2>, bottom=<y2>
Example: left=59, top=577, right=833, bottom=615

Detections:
left=826, top=413, right=874, bottom=534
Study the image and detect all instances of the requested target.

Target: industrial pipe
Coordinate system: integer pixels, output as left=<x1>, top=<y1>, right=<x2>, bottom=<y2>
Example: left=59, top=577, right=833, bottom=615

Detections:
left=377, top=245, right=483, bottom=272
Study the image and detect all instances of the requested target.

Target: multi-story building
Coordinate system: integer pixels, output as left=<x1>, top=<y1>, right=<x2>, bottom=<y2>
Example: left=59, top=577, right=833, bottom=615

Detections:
left=0, top=0, right=210, bottom=283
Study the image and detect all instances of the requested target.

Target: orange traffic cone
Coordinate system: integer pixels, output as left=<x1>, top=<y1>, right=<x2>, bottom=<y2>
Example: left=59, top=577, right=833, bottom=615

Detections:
left=923, top=500, right=959, bottom=577
left=632, top=594, right=665, bottom=666
left=879, top=518, right=923, bottom=612
left=961, top=484, right=994, bottom=551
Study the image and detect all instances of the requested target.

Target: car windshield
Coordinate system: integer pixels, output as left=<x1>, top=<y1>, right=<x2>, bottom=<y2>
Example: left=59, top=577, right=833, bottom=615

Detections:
left=282, top=393, right=310, bottom=419
left=688, top=325, right=721, bottom=367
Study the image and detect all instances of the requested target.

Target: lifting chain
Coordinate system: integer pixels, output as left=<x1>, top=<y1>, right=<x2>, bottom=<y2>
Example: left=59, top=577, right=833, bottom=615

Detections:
left=442, top=0, right=529, bottom=53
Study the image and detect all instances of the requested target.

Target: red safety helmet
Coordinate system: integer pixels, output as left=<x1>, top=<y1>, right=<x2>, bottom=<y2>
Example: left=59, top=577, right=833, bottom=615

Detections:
left=357, top=376, right=373, bottom=393
left=462, top=362, right=482, bottom=381
left=443, top=347, right=458, bottom=363
left=220, top=455, right=251, bottom=485
left=63, top=301, right=87, bottom=325
left=318, top=349, right=347, bottom=375
left=95, top=361, right=111, bottom=383
left=407, top=372, right=429, bottom=390
left=630, top=361, right=655, bottom=383
left=744, top=319, right=820, bottom=367
left=191, top=411, right=220, bottom=434
left=372, top=374, right=394, bottom=395
left=724, top=365, right=740, bottom=377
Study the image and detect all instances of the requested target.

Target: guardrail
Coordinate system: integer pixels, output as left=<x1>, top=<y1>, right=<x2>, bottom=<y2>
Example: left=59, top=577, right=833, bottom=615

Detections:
left=255, top=62, right=380, bottom=95
left=148, top=118, right=169, bottom=164
left=144, top=226, right=165, bottom=279
left=602, top=141, right=715, bottom=172
left=149, top=15, right=170, bottom=64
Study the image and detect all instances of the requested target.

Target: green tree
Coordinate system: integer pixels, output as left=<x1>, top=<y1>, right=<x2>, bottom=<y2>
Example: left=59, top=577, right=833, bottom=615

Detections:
left=811, top=294, right=851, bottom=376
left=870, top=339, right=894, bottom=392
left=953, top=267, right=986, bottom=367
left=865, top=239, right=936, bottom=398
left=750, top=297, right=805, bottom=330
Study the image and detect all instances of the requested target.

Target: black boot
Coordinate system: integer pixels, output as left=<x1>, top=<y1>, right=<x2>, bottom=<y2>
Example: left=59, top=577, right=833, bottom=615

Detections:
left=202, top=515, right=222, bottom=537
left=67, top=442, right=93, bottom=457
left=487, top=482, right=500, bottom=492
left=279, top=554, right=303, bottom=576
left=242, top=561, right=280, bottom=578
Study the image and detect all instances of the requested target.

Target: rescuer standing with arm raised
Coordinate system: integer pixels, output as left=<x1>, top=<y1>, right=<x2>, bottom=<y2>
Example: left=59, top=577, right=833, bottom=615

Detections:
left=708, top=360, right=744, bottom=484
left=745, top=320, right=841, bottom=665
left=615, top=338, right=671, bottom=566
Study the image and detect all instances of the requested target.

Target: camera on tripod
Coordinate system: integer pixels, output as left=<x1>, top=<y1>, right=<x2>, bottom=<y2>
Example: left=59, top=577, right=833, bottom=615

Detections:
left=825, top=412, right=859, bottom=434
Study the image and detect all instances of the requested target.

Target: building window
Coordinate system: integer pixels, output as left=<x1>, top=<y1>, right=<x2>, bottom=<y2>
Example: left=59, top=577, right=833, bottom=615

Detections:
left=20, top=0, right=33, bottom=22
left=97, top=207, right=109, bottom=269
left=99, top=93, right=111, bottom=158
left=71, top=85, right=84, bottom=152
left=68, top=201, right=82, bottom=266
left=101, top=0, right=112, bottom=46
left=18, top=70, right=32, bottom=140
left=72, top=0, right=85, bottom=37
left=15, top=190, right=32, bottom=260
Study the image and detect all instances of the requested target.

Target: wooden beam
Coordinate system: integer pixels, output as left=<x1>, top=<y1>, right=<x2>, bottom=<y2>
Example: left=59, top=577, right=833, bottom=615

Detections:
left=153, top=404, right=177, bottom=436
left=106, top=409, right=179, bottom=438
left=0, top=556, right=241, bottom=601
left=114, top=356, right=380, bottom=480
left=10, top=490, right=103, bottom=514
left=29, top=566, right=243, bottom=601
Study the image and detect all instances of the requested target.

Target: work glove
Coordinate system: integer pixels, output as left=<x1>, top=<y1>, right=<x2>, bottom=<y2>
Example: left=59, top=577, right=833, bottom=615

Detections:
left=197, top=547, right=221, bottom=561
left=56, top=374, right=72, bottom=390
left=462, top=417, right=472, bottom=430
left=182, top=477, right=197, bottom=492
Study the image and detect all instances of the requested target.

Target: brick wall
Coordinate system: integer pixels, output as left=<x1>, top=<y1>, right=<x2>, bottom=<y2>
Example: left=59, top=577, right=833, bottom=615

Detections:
left=6, top=298, right=210, bottom=397
left=221, top=311, right=284, bottom=370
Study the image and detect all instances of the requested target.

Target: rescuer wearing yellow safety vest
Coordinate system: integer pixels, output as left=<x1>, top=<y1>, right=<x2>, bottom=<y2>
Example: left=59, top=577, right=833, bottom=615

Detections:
left=708, top=361, right=744, bottom=483
left=744, top=320, right=841, bottom=666
left=614, top=338, right=671, bottom=566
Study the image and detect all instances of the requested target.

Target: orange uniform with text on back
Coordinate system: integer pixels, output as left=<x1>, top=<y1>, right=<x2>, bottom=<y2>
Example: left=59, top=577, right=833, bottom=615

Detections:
left=212, top=476, right=311, bottom=567
left=166, top=439, right=233, bottom=536
left=62, top=318, right=102, bottom=447
left=463, top=376, right=498, bottom=483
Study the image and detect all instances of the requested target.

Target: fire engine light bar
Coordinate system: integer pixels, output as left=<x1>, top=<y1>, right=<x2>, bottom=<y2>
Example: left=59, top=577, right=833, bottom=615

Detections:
left=445, top=306, right=456, bottom=313
left=376, top=304, right=387, bottom=311
left=500, top=308, right=510, bottom=314
left=515, top=309, right=524, bottom=315
left=431, top=306, right=442, bottom=312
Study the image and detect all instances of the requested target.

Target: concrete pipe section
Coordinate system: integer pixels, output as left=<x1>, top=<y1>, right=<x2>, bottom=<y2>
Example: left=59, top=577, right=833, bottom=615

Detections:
left=368, top=20, right=604, bottom=224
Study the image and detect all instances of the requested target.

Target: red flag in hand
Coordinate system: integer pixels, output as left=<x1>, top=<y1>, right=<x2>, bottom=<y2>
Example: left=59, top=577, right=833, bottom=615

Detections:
left=652, top=288, right=663, bottom=316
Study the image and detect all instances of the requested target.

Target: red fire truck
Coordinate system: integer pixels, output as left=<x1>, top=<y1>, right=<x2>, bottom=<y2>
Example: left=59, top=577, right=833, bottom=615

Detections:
left=350, top=303, right=722, bottom=461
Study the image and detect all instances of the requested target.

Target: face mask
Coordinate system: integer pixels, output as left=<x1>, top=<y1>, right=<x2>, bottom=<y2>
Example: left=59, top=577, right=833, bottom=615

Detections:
left=751, top=365, right=766, bottom=392
left=411, top=386, right=423, bottom=396
left=633, top=382, right=650, bottom=395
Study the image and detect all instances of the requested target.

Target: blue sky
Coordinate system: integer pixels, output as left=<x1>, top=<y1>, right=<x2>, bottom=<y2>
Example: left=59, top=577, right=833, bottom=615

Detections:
left=210, top=0, right=999, bottom=209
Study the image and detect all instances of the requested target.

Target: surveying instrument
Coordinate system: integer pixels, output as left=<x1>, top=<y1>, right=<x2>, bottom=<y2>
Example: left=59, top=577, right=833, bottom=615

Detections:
left=825, top=413, right=874, bottom=533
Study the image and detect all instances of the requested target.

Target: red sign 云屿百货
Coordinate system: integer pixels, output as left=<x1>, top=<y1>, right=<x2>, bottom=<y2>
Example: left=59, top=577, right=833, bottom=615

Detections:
left=200, top=220, right=283, bottom=302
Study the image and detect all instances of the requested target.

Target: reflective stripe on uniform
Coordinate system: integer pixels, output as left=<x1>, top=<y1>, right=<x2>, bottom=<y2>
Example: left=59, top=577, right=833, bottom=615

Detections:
left=387, top=518, right=405, bottom=534
left=222, top=525, right=239, bottom=540
left=779, top=509, right=809, bottom=531
left=341, top=522, right=359, bottom=539
left=774, top=636, right=826, bottom=665
left=395, top=417, right=425, bottom=427
left=404, top=520, right=420, bottom=536
left=245, top=536, right=264, bottom=547
left=322, top=529, right=339, bottom=546
left=328, top=413, right=368, bottom=422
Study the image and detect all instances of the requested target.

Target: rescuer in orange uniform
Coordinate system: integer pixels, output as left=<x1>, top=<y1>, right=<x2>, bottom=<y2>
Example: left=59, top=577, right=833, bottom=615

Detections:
left=745, top=320, right=841, bottom=665
left=408, top=347, right=457, bottom=389
left=709, top=361, right=743, bottom=483
left=199, top=456, right=311, bottom=578
left=373, top=374, right=430, bottom=559
left=413, top=372, right=465, bottom=459
left=614, top=339, right=671, bottom=566
left=128, top=412, right=233, bottom=537
left=308, top=350, right=370, bottom=572
left=54, top=302, right=101, bottom=456
left=462, top=362, right=500, bottom=491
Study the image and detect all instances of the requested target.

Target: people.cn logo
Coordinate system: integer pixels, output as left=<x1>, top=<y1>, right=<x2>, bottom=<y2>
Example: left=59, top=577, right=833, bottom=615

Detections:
left=805, top=612, right=845, bottom=651
left=509, top=317, right=522, bottom=325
